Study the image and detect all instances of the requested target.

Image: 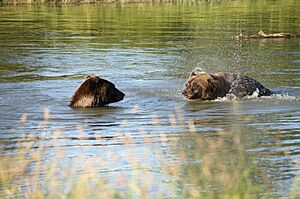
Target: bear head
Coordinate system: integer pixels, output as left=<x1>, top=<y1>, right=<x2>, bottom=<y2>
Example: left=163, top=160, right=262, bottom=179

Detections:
left=182, top=72, right=231, bottom=100
left=70, top=76, right=125, bottom=108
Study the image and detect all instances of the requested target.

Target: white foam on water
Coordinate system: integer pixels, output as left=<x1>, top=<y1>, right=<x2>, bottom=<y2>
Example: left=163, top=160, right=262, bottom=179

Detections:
left=213, top=90, right=299, bottom=103
left=260, top=93, right=299, bottom=102
left=243, top=89, right=260, bottom=99
left=214, top=94, right=238, bottom=102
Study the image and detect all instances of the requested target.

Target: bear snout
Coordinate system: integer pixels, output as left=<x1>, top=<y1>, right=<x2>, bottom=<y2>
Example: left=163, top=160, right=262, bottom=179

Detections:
left=182, top=89, right=195, bottom=99
left=115, top=90, right=125, bottom=102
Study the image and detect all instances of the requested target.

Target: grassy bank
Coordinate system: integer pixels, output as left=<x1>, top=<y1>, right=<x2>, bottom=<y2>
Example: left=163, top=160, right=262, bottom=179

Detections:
left=3, top=0, right=173, bottom=5
left=0, top=0, right=157, bottom=5
left=0, top=0, right=273, bottom=5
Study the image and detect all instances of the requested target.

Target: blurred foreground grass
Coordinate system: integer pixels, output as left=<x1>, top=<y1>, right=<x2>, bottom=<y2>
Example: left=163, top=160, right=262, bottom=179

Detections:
left=0, top=108, right=299, bottom=198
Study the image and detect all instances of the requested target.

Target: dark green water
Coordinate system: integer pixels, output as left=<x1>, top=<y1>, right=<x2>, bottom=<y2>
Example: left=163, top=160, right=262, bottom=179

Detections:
left=0, top=1, right=299, bottom=197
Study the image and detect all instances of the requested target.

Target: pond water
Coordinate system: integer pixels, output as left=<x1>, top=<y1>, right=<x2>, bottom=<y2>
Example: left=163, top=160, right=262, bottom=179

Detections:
left=0, top=1, right=300, bottom=197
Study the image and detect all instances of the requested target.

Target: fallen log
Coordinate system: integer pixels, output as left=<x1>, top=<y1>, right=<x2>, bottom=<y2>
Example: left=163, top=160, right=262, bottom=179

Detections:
left=234, top=30, right=300, bottom=40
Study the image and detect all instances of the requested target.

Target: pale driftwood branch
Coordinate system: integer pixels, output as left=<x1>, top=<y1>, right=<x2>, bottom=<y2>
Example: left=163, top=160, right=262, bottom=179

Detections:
left=234, top=30, right=299, bottom=40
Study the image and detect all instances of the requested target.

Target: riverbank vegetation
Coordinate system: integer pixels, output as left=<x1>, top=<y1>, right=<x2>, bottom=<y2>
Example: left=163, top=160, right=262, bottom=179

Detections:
left=2, top=0, right=227, bottom=5
left=0, top=0, right=298, bottom=6
left=0, top=108, right=299, bottom=198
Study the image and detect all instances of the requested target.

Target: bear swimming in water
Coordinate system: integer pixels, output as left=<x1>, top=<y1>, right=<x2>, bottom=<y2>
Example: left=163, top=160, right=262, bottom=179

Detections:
left=70, top=76, right=125, bottom=108
left=182, top=71, right=273, bottom=100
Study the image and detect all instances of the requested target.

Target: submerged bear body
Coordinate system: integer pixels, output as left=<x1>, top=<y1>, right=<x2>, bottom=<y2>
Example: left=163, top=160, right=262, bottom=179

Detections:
left=70, top=76, right=125, bottom=108
left=182, top=71, right=273, bottom=100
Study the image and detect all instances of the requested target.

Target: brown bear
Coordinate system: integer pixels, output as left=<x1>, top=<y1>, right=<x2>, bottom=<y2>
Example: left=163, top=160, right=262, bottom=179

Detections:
left=182, top=71, right=273, bottom=100
left=70, top=76, right=125, bottom=108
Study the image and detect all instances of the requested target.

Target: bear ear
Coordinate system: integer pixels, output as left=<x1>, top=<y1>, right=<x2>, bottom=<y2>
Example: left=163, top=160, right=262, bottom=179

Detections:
left=95, top=76, right=103, bottom=84
left=86, top=75, right=91, bottom=79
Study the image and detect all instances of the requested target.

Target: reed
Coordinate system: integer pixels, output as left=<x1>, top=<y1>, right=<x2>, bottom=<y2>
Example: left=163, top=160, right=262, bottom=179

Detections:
left=0, top=108, right=298, bottom=198
left=0, top=0, right=295, bottom=5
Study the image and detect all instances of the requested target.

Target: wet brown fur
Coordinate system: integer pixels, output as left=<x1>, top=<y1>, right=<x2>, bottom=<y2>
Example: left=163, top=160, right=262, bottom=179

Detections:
left=70, top=76, right=125, bottom=108
left=182, top=72, right=272, bottom=100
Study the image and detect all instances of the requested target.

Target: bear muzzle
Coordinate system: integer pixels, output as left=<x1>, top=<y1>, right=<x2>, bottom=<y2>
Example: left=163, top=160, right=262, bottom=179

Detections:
left=115, top=90, right=125, bottom=102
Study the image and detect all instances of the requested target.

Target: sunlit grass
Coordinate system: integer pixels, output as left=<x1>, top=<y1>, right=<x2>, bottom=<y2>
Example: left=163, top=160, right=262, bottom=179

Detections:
left=1, top=0, right=299, bottom=6
left=0, top=108, right=299, bottom=198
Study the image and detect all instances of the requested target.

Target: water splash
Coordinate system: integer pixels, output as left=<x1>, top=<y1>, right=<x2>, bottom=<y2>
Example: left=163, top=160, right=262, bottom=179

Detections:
left=244, top=89, right=260, bottom=99
left=213, top=90, right=299, bottom=102
left=261, top=93, right=299, bottom=102
left=214, top=94, right=237, bottom=102
left=192, top=66, right=205, bottom=74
